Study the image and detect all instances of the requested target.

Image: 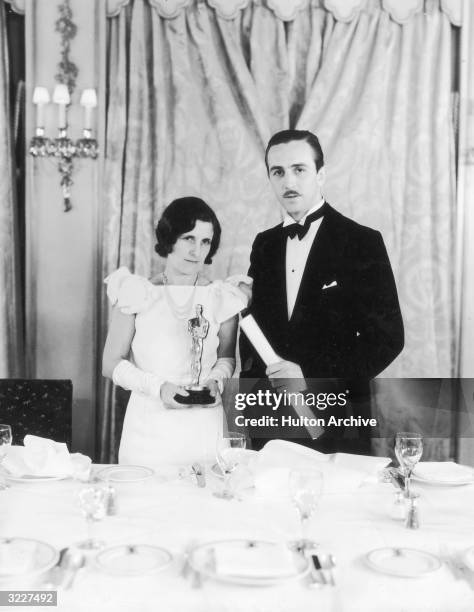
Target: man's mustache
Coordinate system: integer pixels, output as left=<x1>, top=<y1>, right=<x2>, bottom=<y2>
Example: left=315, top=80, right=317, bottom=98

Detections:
left=283, top=190, right=301, bottom=197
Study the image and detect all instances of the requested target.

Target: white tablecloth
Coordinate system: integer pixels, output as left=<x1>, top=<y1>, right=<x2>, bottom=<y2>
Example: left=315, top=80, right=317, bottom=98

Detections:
left=2, top=466, right=474, bottom=612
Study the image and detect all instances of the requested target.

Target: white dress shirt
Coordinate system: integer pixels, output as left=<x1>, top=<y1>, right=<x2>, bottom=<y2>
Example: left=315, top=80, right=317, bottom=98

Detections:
left=284, top=198, right=325, bottom=319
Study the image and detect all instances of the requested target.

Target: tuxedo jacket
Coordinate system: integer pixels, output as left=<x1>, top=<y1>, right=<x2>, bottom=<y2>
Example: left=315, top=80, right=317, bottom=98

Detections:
left=240, top=203, right=404, bottom=381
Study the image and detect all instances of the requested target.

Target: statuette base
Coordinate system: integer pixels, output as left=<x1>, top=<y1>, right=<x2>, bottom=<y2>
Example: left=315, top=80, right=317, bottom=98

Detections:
left=175, top=385, right=215, bottom=405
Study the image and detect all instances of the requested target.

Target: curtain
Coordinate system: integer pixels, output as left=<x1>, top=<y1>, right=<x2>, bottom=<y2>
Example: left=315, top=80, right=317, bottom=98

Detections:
left=456, top=0, right=474, bottom=465
left=0, top=0, right=23, bottom=378
left=99, top=0, right=457, bottom=461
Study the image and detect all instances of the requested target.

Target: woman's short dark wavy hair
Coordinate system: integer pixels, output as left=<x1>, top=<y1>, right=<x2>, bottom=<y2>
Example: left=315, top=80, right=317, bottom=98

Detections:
left=155, top=197, right=221, bottom=265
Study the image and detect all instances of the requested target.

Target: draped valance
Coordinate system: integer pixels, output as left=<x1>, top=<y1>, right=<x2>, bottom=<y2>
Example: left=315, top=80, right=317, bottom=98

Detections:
left=103, top=0, right=462, bottom=25
left=4, top=0, right=463, bottom=26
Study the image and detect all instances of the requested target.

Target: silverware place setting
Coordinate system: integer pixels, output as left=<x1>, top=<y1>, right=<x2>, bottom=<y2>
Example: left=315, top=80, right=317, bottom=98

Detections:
left=43, top=547, right=85, bottom=590
left=306, top=552, right=336, bottom=589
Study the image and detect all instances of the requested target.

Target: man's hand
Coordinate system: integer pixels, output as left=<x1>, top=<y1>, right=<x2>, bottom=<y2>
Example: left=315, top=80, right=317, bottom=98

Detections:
left=225, top=275, right=253, bottom=303
left=266, top=360, right=305, bottom=393
left=266, top=360, right=303, bottom=379
left=160, top=382, right=191, bottom=409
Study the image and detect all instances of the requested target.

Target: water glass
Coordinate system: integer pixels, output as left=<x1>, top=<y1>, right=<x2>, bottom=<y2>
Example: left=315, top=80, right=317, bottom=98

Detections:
left=75, top=485, right=108, bottom=550
left=0, top=424, right=12, bottom=459
left=395, top=432, right=423, bottom=499
left=289, top=468, right=323, bottom=551
left=214, top=432, right=246, bottom=500
left=0, top=424, right=12, bottom=489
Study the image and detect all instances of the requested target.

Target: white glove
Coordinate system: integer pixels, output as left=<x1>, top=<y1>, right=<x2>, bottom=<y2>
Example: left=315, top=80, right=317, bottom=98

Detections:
left=205, top=357, right=236, bottom=393
left=112, top=359, right=162, bottom=398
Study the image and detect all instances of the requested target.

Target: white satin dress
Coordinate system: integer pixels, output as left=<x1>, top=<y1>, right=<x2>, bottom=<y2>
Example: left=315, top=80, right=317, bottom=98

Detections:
left=105, top=267, right=247, bottom=468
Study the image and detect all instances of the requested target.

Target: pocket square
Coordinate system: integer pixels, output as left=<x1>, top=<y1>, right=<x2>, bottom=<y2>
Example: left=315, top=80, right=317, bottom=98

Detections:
left=322, top=280, right=338, bottom=290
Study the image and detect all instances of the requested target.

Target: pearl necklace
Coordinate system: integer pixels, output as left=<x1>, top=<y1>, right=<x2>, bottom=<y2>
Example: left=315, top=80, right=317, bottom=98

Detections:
left=162, top=272, right=199, bottom=320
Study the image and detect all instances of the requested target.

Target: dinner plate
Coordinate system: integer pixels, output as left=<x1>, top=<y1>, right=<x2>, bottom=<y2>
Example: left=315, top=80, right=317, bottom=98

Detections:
left=6, top=473, right=68, bottom=483
left=188, top=539, right=309, bottom=586
left=412, top=474, right=474, bottom=486
left=365, top=547, right=441, bottom=578
left=463, top=546, right=474, bottom=572
left=96, top=465, right=155, bottom=483
left=412, top=463, right=474, bottom=486
left=95, top=544, right=172, bottom=576
left=0, top=537, right=59, bottom=580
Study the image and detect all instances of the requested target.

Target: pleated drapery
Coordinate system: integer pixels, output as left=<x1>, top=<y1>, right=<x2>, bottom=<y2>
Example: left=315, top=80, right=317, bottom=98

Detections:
left=0, top=1, right=23, bottom=378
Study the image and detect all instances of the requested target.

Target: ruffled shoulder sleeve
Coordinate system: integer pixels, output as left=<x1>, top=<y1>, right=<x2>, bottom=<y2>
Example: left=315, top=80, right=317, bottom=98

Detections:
left=104, top=267, right=156, bottom=314
left=210, top=276, right=252, bottom=324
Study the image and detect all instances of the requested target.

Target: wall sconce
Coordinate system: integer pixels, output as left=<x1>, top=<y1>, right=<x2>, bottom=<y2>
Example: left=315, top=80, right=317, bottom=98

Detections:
left=29, top=84, right=99, bottom=212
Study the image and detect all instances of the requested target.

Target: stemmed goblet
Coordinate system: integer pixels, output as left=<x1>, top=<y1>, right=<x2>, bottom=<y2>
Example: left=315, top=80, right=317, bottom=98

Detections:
left=289, top=468, right=323, bottom=552
left=395, top=432, right=423, bottom=499
left=0, top=424, right=12, bottom=490
left=213, top=432, right=246, bottom=500
left=75, top=485, right=108, bottom=550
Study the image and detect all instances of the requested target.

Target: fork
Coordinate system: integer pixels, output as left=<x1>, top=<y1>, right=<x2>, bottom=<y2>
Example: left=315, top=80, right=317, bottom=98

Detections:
left=327, top=554, right=336, bottom=586
left=181, top=540, right=203, bottom=588
left=452, top=555, right=474, bottom=590
left=0, top=468, right=10, bottom=490
left=191, top=568, right=203, bottom=589
left=440, top=545, right=474, bottom=588
left=181, top=539, right=198, bottom=579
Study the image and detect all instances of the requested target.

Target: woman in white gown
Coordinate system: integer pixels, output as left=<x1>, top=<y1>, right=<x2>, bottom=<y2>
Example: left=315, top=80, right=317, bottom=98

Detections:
left=102, top=197, right=249, bottom=467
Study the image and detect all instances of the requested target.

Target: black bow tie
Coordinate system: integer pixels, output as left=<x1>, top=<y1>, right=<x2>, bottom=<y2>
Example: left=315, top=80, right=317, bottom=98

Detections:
left=283, top=204, right=327, bottom=240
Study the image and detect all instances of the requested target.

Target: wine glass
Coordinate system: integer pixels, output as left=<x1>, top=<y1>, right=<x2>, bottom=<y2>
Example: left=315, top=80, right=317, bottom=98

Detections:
left=395, top=432, right=423, bottom=499
left=75, top=485, right=108, bottom=550
left=289, top=468, right=323, bottom=552
left=0, top=424, right=12, bottom=490
left=213, top=432, right=246, bottom=500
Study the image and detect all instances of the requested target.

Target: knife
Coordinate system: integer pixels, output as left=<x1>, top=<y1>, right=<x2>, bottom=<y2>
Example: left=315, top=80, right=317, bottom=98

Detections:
left=311, top=555, right=327, bottom=585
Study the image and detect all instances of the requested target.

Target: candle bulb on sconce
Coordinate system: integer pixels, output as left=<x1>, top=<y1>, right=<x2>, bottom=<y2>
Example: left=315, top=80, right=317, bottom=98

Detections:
left=76, top=88, right=99, bottom=159
left=32, top=86, right=50, bottom=134
left=52, top=84, right=70, bottom=131
left=30, top=86, right=53, bottom=158
left=80, top=88, right=97, bottom=136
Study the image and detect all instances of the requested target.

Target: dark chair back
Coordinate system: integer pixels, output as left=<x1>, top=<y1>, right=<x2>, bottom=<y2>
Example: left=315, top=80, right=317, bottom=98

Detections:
left=0, top=379, right=72, bottom=447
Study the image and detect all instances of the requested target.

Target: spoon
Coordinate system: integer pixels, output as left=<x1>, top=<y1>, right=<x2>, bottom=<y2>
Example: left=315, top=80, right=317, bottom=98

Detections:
left=61, top=549, right=85, bottom=590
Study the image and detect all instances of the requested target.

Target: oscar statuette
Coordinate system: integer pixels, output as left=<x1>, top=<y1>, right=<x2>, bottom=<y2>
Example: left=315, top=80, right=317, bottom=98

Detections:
left=174, top=304, right=215, bottom=405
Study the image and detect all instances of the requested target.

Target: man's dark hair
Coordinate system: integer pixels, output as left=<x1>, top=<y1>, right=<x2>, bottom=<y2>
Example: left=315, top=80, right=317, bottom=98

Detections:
left=155, top=196, right=221, bottom=264
left=265, top=130, right=324, bottom=173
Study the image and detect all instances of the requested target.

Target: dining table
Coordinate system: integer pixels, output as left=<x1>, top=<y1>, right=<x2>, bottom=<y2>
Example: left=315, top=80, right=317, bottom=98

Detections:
left=2, top=461, right=474, bottom=612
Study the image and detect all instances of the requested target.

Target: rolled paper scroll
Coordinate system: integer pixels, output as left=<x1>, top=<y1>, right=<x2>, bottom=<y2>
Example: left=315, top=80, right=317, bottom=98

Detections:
left=240, top=315, right=324, bottom=440
left=240, top=315, right=279, bottom=366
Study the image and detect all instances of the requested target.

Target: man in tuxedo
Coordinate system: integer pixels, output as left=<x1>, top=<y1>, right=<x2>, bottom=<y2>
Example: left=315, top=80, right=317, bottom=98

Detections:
left=240, top=129, right=404, bottom=452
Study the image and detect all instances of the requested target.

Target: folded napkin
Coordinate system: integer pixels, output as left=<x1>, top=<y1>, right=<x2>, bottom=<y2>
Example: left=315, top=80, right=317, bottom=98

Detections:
left=0, top=540, right=36, bottom=576
left=413, top=461, right=474, bottom=483
left=254, top=440, right=390, bottom=497
left=3, top=435, right=91, bottom=479
left=331, top=451, right=392, bottom=476
left=214, top=542, right=295, bottom=578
